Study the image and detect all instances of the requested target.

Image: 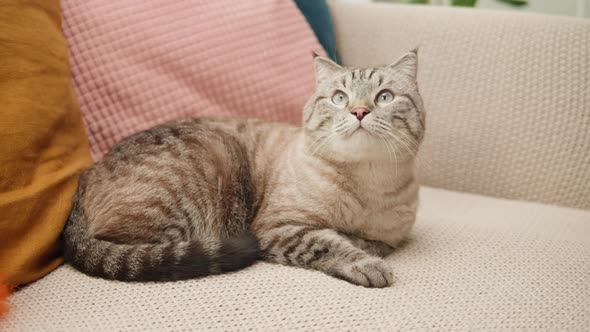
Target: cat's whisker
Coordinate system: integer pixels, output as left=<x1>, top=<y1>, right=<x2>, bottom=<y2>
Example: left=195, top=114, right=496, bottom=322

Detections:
left=388, top=129, right=422, bottom=157
left=372, top=121, right=421, bottom=154
left=393, top=126, right=424, bottom=143
left=374, top=131, right=394, bottom=165
left=307, top=137, right=322, bottom=155
left=317, top=134, right=339, bottom=159
left=373, top=118, right=394, bottom=130
left=372, top=121, right=426, bottom=170
left=382, top=131, right=428, bottom=170
left=334, top=121, right=347, bottom=130
left=308, top=129, right=338, bottom=155
left=308, top=135, right=325, bottom=153
left=374, top=118, right=425, bottom=174
left=316, top=135, right=340, bottom=160
left=384, top=131, right=418, bottom=156
left=375, top=131, right=398, bottom=178
left=372, top=135, right=397, bottom=182
left=310, top=131, right=340, bottom=157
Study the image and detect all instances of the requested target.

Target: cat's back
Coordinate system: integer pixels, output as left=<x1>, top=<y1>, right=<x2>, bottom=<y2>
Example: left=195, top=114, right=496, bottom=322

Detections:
left=185, top=117, right=301, bottom=174
left=95, top=117, right=297, bottom=169
left=81, top=118, right=299, bottom=220
left=80, top=118, right=254, bottom=221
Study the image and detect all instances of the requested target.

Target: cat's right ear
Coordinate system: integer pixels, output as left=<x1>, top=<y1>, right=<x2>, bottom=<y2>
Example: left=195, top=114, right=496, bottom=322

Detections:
left=312, top=52, right=342, bottom=85
left=388, top=49, right=418, bottom=80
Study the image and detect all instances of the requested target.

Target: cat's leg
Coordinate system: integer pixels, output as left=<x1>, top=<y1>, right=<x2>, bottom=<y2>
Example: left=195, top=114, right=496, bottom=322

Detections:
left=257, top=223, right=394, bottom=288
left=344, top=234, right=394, bottom=258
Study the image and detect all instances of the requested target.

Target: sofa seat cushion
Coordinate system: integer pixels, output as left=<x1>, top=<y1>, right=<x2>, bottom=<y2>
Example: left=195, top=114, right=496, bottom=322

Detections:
left=4, top=187, right=589, bottom=331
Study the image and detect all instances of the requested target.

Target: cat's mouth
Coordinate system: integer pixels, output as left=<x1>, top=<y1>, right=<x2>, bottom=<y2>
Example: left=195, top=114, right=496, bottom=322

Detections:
left=341, top=121, right=377, bottom=139
left=350, top=125, right=372, bottom=137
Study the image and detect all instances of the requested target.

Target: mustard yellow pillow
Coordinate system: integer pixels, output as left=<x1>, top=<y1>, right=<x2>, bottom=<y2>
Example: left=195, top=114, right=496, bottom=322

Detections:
left=0, top=0, right=92, bottom=286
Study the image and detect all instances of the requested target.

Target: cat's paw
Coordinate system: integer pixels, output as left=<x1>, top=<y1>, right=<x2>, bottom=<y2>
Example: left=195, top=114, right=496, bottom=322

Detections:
left=333, top=257, right=394, bottom=288
left=346, top=235, right=394, bottom=257
left=366, top=241, right=395, bottom=258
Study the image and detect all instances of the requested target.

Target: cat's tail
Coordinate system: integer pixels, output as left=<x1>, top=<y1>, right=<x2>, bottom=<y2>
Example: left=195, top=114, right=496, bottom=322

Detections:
left=63, top=231, right=260, bottom=282
left=62, top=193, right=260, bottom=282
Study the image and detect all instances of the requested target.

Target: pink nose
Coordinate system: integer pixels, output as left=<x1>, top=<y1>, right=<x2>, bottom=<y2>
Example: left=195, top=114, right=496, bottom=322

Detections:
left=351, top=108, right=370, bottom=120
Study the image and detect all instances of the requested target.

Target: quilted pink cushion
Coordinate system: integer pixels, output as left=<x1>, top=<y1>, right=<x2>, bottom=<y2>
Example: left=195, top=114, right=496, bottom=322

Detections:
left=62, top=1, right=325, bottom=160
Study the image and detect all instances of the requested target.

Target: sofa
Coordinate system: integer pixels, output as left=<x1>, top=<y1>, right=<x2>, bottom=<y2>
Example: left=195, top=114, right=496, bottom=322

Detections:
left=3, top=2, right=590, bottom=331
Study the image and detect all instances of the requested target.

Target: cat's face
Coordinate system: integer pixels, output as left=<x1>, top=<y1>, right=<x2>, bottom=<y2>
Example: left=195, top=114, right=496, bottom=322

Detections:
left=304, top=51, right=425, bottom=162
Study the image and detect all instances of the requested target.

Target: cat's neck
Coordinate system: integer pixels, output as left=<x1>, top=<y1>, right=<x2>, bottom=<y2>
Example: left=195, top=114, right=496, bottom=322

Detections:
left=292, top=133, right=416, bottom=190
left=352, top=159, right=416, bottom=188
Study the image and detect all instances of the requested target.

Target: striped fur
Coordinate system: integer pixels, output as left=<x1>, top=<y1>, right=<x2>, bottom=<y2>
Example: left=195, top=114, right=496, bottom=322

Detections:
left=63, top=51, right=425, bottom=287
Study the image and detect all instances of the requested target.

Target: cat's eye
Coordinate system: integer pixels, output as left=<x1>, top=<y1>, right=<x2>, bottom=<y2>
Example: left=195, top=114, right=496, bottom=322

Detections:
left=376, top=90, right=394, bottom=105
left=331, top=91, right=349, bottom=106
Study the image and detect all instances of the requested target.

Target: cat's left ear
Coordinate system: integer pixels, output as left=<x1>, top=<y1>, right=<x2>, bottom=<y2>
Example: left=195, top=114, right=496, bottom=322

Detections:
left=388, top=48, right=418, bottom=79
left=312, top=52, right=342, bottom=85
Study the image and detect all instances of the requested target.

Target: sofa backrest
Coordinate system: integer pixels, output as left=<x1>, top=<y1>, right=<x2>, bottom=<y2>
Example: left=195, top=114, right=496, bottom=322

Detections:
left=329, top=2, right=590, bottom=210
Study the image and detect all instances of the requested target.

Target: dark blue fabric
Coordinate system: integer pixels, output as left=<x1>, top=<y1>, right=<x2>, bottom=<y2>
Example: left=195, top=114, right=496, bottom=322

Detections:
left=293, top=0, right=339, bottom=63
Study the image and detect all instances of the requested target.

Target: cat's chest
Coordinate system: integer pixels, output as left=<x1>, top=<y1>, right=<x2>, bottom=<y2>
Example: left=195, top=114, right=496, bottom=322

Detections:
left=331, top=171, right=418, bottom=245
left=343, top=192, right=408, bottom=225
left=342, top=198, right=417, bottom=246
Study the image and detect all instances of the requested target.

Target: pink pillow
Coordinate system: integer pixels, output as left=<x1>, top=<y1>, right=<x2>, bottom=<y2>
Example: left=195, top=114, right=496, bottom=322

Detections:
left=62, top=1, right=325, bottom=160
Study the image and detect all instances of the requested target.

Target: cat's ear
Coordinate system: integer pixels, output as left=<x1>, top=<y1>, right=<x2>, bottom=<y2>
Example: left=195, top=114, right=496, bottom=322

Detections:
left=312, top=52, right=342, bottom=85
left=388, top=48, right=418, bottom=79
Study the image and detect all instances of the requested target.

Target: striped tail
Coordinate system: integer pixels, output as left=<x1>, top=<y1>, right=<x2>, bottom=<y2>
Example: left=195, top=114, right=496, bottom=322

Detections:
left=62, top=196, right=260, bottom=281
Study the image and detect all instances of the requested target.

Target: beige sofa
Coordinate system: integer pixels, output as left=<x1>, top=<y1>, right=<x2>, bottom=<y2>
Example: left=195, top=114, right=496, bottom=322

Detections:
left=3, top=2, right=590, bottom=331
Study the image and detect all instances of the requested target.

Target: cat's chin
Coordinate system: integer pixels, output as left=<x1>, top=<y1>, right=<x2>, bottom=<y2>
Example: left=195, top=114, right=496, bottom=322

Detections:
left=327, top=131, right=396, bottom=163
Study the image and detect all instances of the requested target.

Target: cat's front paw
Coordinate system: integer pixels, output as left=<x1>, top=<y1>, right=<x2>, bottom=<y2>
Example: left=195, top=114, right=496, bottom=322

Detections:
left=333, top=257, right=394, bottom=288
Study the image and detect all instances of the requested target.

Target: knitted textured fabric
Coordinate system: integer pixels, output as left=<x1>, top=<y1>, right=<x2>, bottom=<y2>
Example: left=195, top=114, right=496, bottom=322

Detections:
left=61, top=0, right=325, bottom=160
left=3, top=187, right=590, bottom=331
left=329, top=3, right=590, bottom=210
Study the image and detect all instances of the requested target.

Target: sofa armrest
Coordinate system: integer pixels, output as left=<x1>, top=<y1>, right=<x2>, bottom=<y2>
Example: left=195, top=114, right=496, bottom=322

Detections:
left=328, top=1, right=590, bottom=210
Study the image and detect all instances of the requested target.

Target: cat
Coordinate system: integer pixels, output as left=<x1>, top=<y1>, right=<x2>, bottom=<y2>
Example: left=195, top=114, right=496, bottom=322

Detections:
left=63, top=50, right=425, bottom=288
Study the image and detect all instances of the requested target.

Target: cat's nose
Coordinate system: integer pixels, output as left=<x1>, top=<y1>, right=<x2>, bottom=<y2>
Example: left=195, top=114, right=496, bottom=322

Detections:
left=351, top=108, right=370, bottom=121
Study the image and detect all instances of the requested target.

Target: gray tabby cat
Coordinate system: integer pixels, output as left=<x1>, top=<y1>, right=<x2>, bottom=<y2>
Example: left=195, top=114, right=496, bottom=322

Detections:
left=63, top=50, right=425, bottom=288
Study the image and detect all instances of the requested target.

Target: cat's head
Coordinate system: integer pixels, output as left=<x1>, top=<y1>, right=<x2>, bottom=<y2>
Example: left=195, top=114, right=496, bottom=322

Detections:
left=303, top=50, right=425, bottom=162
